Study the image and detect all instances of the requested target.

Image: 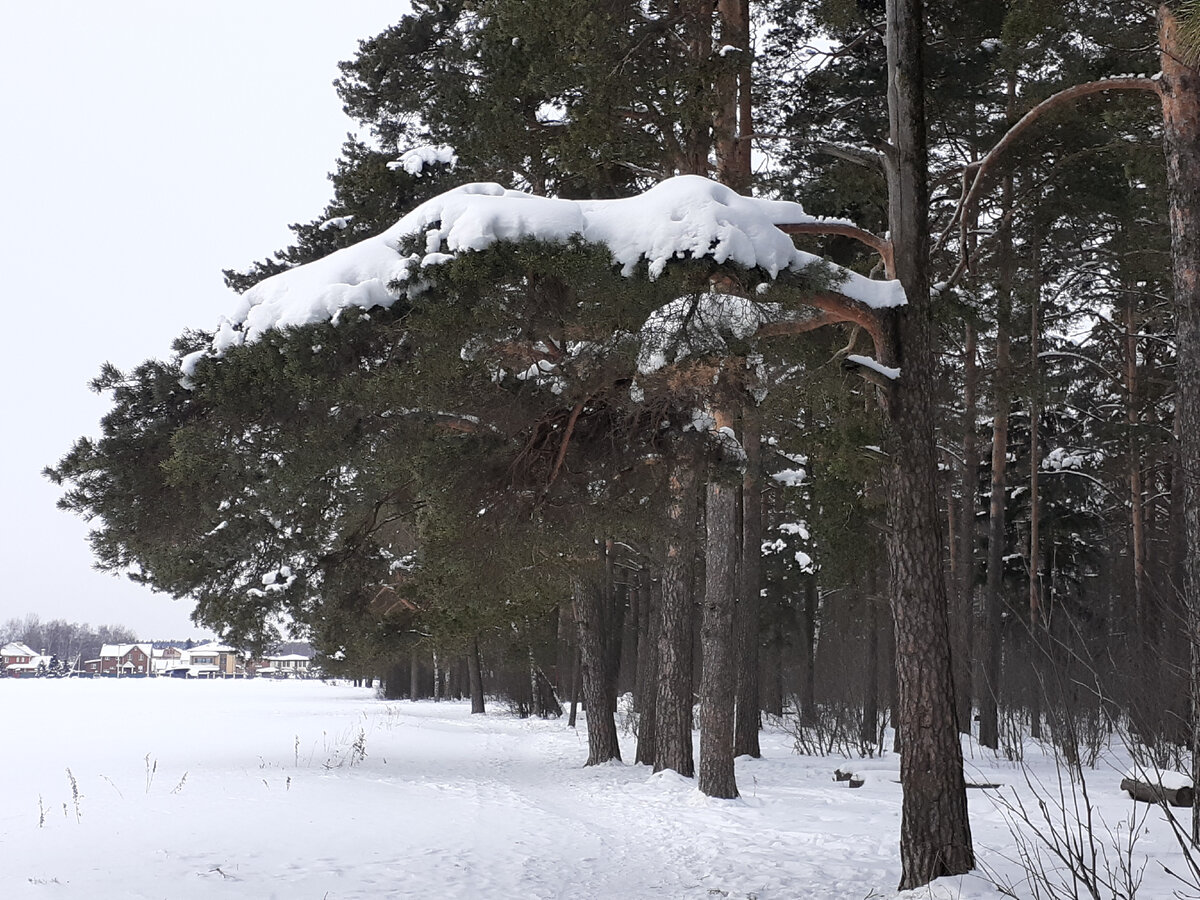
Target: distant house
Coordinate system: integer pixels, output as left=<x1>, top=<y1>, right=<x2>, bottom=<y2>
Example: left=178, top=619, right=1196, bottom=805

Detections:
left=97, top=643, right=153, bottom=676
left=5, top=650, right=52, bottom=678
left=262, top=653, right=313, bottom=678
left=1, top=641, right=37, bottom=672
left=180, top=642, right=243, bottom=678
left=151, top=645, right=185, bottom=676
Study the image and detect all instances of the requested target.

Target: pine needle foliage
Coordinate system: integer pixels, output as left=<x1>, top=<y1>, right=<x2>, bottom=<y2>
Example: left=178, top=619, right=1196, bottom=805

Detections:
left=1175, top=0, right=1200, bottom=63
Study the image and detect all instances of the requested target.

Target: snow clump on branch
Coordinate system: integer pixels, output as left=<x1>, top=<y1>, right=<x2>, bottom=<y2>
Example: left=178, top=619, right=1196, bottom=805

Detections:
left=182, top=176, right=905, bottom=378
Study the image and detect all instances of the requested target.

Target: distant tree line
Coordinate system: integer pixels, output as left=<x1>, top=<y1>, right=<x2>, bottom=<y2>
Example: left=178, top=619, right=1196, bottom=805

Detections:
left=0, top=615, right=138, bottom=671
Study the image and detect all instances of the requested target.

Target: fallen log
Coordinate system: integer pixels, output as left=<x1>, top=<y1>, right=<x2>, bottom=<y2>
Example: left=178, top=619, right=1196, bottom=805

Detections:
left=1121, top=777, right=1194, bottom=808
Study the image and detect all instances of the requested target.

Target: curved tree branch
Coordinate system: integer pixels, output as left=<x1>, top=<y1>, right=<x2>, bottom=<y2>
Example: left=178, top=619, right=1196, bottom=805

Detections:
left=778, top=222, right=896, bottom=277
left=936, top=76, right=1164, bottom=255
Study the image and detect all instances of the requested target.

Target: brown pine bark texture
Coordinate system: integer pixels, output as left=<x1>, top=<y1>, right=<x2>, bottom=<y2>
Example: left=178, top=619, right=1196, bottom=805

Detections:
left=884, top=0, right=974, bottom=887
left=655, top=451, right=698, bottom=777
left=573, top=577, right=621, bottom=766
left=1157, top=3, right=1200, bottom=843
left=700, top=481, right=740, bottom=799
left=734, top=407, right=763, bottom=758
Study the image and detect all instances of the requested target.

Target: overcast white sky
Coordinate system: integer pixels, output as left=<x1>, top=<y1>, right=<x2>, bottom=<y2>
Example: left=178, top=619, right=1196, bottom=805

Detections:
left=0, top=2, right=406, bottom=638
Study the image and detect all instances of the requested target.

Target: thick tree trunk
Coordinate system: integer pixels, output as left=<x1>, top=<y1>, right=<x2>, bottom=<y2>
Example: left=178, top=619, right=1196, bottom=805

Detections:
left=1157, top=3, right=1200, bottom=845
left=636, top=572, right=661, bottom=765
left=574, top=576, right=622, bottom=765
left=715, top=0, right=752, bottom=192
left=655, top=446, right=699, bottom=776
left=735, top=407, right=763, bottom=757
left=883, top=0, right=974, bottom=886
left=700, top=480, right=740, bottom=798
left=468, top=638, right=485, bottom=715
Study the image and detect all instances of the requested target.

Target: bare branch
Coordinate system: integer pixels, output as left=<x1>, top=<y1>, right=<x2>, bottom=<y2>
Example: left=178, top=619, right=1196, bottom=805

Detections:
left=777, top=222, right=895, bottom=277
left=812, top=141, right=889, bottom=172
left=936, top=76, right=1163, bottom=255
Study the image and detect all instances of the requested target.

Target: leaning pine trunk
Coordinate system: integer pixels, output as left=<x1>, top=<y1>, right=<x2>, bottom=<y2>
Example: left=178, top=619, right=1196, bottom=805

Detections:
left=699, top=480, right=740, bottom=799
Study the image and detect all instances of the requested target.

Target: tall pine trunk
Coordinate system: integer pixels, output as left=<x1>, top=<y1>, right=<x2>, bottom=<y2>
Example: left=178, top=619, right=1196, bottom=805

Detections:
left=954, top=322, right=979, bottom=733
left=734, top=406, right=763, bottom=758
left=655, top=446, right=699, bottom=776
left=699, top=480, right=740, bottom=798
left=574, top=575, right=621, bottom=765
left=468, top=638, right=486, bottom=715
left=883, top=0, right=974, bottom=886
left=979, top=88, right=1016, bottom=753
left=635, top=572, right=661, bottom=765
left=1157, top=3, right=1200, bottom=844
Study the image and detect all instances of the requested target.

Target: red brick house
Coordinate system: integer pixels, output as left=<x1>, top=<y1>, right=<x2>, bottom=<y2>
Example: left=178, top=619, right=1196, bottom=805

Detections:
left=97, top=643, right=153, bottom=676
left=1, top=641, right=37, bottom=670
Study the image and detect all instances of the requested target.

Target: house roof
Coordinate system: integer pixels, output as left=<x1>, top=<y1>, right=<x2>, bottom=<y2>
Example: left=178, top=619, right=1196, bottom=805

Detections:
left=99, top=643, right=152, bottom=659
left=186, top=642, right=238, bottom=654
left=265, top=654, right=311, bottom=662
left=1, top=641, right=37, bottom=659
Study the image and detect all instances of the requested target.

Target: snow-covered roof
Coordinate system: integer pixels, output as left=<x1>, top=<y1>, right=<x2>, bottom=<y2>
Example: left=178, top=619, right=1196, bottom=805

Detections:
left=186, top=642, right=237, bottom=654
left=184, top=176, right=904, bottom=374
left=100, top=643, right=152, bottom=658
left=1, top=641, right=37, bottom=658
left=265, top=654, right=311, bottom=662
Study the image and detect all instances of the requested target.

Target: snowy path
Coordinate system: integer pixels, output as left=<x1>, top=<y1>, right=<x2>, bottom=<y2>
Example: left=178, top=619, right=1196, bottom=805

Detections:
left=1, top=679, right=1190, bottom=898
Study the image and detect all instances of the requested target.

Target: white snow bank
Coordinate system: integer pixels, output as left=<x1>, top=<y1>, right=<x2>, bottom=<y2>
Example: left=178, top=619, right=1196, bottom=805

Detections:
left=186, top=176, right=905, bottom=374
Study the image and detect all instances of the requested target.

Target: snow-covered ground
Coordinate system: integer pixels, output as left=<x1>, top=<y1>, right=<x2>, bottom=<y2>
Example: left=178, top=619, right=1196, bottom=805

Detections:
left=0, top=679, right=1193, bottom=899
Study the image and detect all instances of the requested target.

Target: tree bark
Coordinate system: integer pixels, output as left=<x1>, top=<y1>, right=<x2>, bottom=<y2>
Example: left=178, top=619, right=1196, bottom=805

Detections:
left=1028, top=239, right=1043, bottom=742
left=635, top=572, right=661, bottom=765
left=1157, top=3, right=1200, bottom=845
left=954, top=323, right=979, bottom=733
left=655, top=445, right=699, bottom=776
left=410, top=651, right=420, bottom=701
left=979, top=77, right=1017, bottom=752
left=715, top=0, right=752, bottom=192
left=468, top=638, right=485, bottom=715
left=700, top=480, right=740, bottom=798
left=568, top=644, right=580, bottom=729
left=799, top=574, right=819, bottom=723
left=735, top=406, right=763, bottom=757
left=883, top=0, right=974, bottom=886
left=862, top=566, right=881, bottom=750
left=574, top=575, right=622, bottom=765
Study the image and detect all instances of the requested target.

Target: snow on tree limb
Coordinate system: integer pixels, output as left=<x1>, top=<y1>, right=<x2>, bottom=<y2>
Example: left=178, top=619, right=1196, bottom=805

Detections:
left=182, top=176, right=905, bottom=380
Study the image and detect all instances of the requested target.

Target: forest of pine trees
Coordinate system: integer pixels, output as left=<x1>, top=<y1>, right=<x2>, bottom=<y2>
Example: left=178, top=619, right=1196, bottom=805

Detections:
left=44, top=1, right=1200, bottom=889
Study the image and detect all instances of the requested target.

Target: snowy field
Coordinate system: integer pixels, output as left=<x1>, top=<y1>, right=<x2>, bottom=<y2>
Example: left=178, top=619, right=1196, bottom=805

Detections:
left=0, top=679, right=1195, bottom=899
